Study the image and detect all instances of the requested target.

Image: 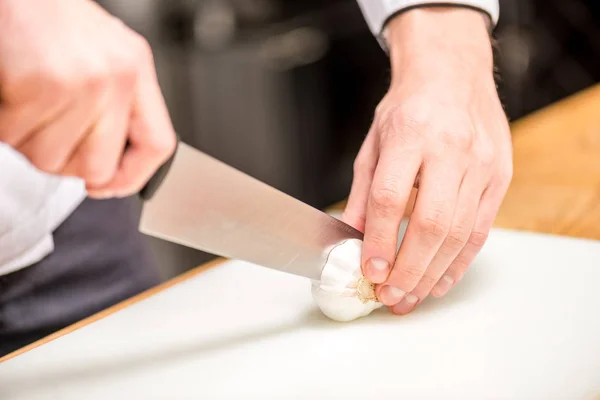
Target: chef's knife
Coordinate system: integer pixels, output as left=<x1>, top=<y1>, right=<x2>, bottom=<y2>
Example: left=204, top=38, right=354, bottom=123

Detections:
left=138, top=141, right=363, bottom=281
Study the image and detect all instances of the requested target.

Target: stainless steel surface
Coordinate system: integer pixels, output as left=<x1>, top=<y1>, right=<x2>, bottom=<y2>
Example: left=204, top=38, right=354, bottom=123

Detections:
left=139, top=142, right=363, bottom=281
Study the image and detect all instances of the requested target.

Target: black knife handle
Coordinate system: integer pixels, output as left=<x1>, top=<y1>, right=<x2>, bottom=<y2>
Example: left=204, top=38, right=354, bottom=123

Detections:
left=139, top=141, right=179, bottom=201
left=127, top=132, right=179, bottom=201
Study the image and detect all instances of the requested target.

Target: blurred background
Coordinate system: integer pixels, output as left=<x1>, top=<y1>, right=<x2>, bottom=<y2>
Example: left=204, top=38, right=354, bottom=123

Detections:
left=95, top=0, right=600, bottom=280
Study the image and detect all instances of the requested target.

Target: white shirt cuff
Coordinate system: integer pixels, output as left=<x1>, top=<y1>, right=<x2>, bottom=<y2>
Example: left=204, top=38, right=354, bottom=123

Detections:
left=357, top=0, right=499, bottom=49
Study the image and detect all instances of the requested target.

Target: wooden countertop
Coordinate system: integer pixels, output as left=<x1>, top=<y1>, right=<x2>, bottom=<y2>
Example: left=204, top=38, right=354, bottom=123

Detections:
left=494, top=83, right=600, bottom=240
left=2, top=83, right=600, bottom=363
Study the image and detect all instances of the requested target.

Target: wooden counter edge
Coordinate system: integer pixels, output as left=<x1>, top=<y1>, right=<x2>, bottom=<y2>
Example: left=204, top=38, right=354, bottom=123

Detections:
left=0, top=257, right=227, bottom=363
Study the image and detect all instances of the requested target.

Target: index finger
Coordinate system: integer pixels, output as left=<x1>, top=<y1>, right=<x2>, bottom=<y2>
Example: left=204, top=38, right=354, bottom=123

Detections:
left=362, top=143, right=421, bottom=284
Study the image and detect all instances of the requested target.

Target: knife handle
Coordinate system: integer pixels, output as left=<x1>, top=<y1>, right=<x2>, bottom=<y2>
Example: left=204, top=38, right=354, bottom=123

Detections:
left=137, top=137, right=180, bottom=202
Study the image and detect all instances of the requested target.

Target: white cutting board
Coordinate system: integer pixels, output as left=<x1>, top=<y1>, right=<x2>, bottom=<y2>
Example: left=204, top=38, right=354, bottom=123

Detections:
left=1, top=225, right=599, bottom=400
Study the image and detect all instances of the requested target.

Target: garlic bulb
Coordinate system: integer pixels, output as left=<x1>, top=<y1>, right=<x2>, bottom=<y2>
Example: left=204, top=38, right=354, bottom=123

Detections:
left=311, top=238, right=383, bottom=322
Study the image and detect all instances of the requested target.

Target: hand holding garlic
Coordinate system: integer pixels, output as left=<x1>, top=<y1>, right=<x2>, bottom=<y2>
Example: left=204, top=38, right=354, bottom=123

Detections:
left=341, top=8, right=512, bottom=315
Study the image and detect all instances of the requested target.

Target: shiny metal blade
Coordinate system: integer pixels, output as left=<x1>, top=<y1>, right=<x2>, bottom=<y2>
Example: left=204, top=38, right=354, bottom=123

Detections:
left=139, top=143, right=363, bottom=281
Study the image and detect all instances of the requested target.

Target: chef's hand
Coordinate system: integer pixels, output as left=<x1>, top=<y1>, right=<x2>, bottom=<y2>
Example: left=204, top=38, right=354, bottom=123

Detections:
left=0, top=0, right=176, bottom=198
left=342, top=7, right=513, bottom=314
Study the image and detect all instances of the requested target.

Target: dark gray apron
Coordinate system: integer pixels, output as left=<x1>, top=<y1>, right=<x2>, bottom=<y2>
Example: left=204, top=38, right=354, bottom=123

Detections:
left=0, top=196, right=161, bottom=357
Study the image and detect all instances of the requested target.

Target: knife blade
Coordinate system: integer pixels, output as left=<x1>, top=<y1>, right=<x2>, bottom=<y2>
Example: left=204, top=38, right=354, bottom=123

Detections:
left=138, top=141, right=363, bottom=281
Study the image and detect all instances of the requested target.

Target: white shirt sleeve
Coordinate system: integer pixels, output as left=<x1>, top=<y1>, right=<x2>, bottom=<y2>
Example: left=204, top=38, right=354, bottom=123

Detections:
left=356, top=0, right=499, bottom=49
left=0, top=143, right=86, bottom=275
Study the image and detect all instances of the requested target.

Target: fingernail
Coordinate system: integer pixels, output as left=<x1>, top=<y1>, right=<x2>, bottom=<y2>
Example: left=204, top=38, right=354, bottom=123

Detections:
left=432, top=275, right=454, bottom=297
left=392, top=294, right=419, bottom=315
left=406, top=293, right=419, bottom=304
left=366, top=258, right=389, bottom=283
left=380, top=285, right=405, bottom=305
left=369, top=257, right=388, bottom=272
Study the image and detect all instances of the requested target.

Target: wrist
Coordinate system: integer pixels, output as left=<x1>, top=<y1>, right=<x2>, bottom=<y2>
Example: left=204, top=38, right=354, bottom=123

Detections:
left=385, top=7, right=494, bottom=84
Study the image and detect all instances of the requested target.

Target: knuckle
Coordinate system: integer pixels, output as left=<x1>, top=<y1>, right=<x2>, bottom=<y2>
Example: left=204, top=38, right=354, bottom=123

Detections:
left=133, top=34, right=154, bottom=63
left=83, top=62, right=111, bottom=93
left=373, top=102, right=423, bottom=144
left=365, top=230, right=393, bottom=250
left=496, top=163, right=514, bottom=189
left=40, top=66, right=74, bottom=96
left=439, top=129, right=473, bottom=151
left=417, top=274, right=438, bottom=292
left=449, top=258, right=467, bottom=275
left=112, top=55, right=139, bottom=86
left=416, top=211, right=450, bottom=240
left=147, top=132, right=177, bottom=160
left=373, top=100, right=391, bottom=120
left=444, top=226, right=470, bottom=251
left=384, top=110, right=422, bottom=145
left=468, top=230, right=489, bottom=248
left=81, top=157, right=111, bottom=185
left=352, top=156, right=374, bottom=178
left=474, top=144, right=496, bottom=168
left=395, top=266, right=423, bottom=290
left=370, top=187, right=403, bottom=216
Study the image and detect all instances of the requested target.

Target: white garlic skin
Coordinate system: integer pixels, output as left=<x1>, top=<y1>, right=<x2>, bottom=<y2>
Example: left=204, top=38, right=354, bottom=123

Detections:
left=311, top=239, right=383, bottom=322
